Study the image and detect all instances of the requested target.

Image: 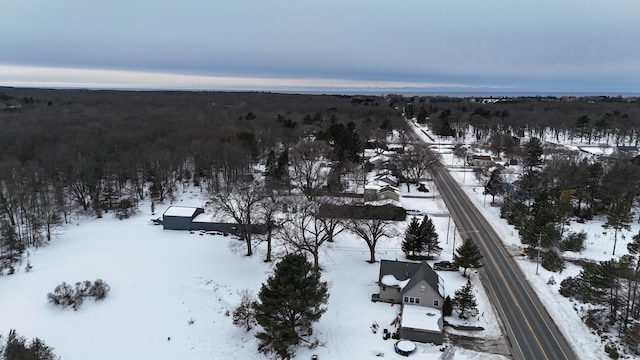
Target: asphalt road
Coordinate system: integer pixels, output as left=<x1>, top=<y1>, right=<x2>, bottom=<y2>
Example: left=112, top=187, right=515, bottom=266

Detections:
left=430, top=163, right=578, bottom=360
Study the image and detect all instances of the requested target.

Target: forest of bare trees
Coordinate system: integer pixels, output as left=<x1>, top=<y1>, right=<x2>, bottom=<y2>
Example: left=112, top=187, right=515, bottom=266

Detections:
left=0, top=88, right=405, bottom=272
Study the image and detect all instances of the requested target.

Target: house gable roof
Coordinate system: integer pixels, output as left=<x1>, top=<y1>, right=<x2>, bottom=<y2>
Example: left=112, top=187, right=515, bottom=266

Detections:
left=378, top=259, right=442, bottom=297
left=378, top=259, right=422, bottom=284
left=403, top=262, right=443, bottom=297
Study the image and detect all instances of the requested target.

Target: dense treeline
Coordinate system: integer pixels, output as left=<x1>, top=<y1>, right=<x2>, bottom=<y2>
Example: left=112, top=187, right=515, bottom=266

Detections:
left=0, top=88, right=404, bottom=272
left=403, top=95, right=640, bottom=146
left=404, top=95, right=640, bottom=355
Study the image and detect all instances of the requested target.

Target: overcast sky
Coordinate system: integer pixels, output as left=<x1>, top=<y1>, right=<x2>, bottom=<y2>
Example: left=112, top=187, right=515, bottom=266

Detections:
left=1, top=0, right=639, bottom=93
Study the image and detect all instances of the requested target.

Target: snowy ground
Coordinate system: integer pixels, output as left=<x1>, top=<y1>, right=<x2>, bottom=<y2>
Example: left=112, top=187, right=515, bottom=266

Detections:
left=412, top=121, right=640, bottom=360
left=1, top=184, right=505, bottom=360
left=3, top=123, right=635, bottom=359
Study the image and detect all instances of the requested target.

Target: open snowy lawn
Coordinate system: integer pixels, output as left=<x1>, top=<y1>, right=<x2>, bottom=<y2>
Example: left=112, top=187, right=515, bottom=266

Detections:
left=1, top=187, right=503, bottom=360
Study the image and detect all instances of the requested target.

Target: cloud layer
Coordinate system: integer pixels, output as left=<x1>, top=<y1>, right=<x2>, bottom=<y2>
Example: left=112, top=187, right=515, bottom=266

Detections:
left=1, top=0, right=639, bottom=92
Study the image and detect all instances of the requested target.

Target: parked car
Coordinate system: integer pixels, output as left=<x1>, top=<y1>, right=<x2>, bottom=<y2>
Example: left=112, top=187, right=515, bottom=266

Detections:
left=433, top=261, right=458, bottom=271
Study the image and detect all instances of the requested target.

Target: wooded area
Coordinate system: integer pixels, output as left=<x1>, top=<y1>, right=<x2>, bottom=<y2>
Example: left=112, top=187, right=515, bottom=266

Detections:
left=3, top=87, right=640, bottom=356
left=0, top=87, right=404, bottom=272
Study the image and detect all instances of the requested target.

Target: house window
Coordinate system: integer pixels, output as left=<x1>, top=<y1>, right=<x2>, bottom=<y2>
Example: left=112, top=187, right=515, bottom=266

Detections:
left=404, top=296, right=421, bottom=304
left=433, top=299, right=440, bottom=307
left=420, top=285, right=426, bottom=292
left=397, top=288, right=401, bottom=292
left=382, top=286, right=386, bottom=291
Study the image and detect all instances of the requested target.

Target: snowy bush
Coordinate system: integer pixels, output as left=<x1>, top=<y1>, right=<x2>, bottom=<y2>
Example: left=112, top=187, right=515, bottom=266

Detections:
left=232, top=289, right=256, bottom=331
left=48, top=279, right=110, bottom=310
left=89, top=279, right=111, bottom=300
left=560, top=231, right=586, bottom=252
left=47, top=282, right=75, bottom=308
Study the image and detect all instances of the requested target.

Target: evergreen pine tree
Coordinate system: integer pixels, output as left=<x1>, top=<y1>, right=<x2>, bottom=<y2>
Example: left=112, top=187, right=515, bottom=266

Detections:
left=0, top=220, right=24, bottom=265
left=254, top=254, right=329, bottom=356
left=401, top=217, right=423, bottom=257
left=453, top=279, right=479, bottom=319
left=442, top=295, right=453, bottom=316
left=605, top=201, right=632, bottom=256
left=524, top=137, right=544, bottom=170
left=484, top=169, right=504, bottom=204
left=454, top=237, right=483, bottom=276
left=1, top=329, right=59, bottom=360
left=419, top=215, right=441, bottom=258
left=276, top=148, right=289, bottom=184
left=541, top=248, right=565, bottom=272
left=265, top=150, right=278, bottom=182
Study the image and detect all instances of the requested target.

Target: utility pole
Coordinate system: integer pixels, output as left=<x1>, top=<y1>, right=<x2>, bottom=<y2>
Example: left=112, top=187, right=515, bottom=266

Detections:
left=463, top=159, right=466, bottom=183
left=445, top=215, right=451, bottom=244
left=536, top=233, right=542, bottom=275
left=452, top=225, right=457, bottom=261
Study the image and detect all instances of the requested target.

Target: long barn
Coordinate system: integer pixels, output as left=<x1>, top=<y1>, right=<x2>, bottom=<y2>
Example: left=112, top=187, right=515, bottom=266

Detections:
left=162, top=206, right=204, bottom=230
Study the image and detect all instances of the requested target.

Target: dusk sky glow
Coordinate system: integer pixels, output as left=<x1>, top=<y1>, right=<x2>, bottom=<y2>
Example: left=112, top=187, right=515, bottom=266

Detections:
left=1, top=0, right=639, bottom=93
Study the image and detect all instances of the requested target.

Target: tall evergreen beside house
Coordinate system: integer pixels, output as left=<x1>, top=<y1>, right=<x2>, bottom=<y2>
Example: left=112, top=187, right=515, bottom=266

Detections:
left=254, top=254, right=329, bottom=357
left=420, top=215, right=441, bottom=258
left=453, top=237, right=483, bottom=276
left=402, top=217, right=423, bottom=257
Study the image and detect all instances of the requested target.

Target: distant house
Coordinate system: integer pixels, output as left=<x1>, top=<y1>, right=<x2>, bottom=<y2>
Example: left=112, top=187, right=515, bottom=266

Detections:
left=372, top=259, right=445, bottom=344
left=364, top=184, right=381, bottom=202
left=377, top=185, right=400, bottom=202
left=162, top=206, right=204, bottom=230
left=374, top=173, right=399, bottom=187
left=466, top=154, right=500, bottom=168
left=616, top=145, right=639, bottom=158
left=364, top=184, right=400, bottom=203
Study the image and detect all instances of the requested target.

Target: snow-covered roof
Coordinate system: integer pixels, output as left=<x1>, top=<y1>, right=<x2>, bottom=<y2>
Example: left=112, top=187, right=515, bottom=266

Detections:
left=381, top=274, right=410, bottom=289
left=374, top=173, right=398, bottom=181
left=163, top=206, right=201, bottom=217
left=378, top=185, right=399, bottom=193
left=578, top=146, right=615, bottom=156
left=368, top=154, right=391, bottom=164
left=192, top=213, right=214, bottom=223
left=401, top=304, right=442, bottom=332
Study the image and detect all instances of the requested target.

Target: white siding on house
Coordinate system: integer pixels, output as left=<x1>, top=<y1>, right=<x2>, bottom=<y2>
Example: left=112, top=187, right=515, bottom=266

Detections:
left=402, top=279, right=443, bottom=309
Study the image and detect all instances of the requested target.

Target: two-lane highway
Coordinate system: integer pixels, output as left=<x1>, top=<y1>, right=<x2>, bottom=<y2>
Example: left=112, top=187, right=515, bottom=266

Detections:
left=431, top=163, right=578, bottom=360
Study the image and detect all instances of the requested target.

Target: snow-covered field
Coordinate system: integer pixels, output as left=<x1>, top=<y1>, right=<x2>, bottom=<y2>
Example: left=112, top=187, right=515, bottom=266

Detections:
left=1, top=184, right=504, bottom=360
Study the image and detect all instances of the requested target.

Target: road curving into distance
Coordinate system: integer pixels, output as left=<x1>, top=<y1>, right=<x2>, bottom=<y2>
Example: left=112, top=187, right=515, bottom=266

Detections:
left=430, top=162, right=578, bottom=360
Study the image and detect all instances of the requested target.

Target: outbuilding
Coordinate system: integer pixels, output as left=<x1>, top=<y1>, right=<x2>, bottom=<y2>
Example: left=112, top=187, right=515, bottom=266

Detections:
left=162, top=206, right=204, bottom=230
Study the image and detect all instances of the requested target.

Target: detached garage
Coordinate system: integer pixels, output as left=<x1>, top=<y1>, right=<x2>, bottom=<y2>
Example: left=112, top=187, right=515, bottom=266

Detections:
left=162, top=206, right=204, bottom=230
left=399, top=304, right=444, bottom=345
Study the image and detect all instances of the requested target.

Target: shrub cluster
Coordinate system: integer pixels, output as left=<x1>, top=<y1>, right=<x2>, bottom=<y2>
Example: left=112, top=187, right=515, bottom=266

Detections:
left=47, top=279, right=110, bottom=310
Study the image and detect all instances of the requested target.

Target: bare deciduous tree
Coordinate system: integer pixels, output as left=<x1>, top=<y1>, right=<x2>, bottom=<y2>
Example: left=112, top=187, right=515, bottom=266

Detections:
left=255, top=190, right=283, bottom=263
left=289, top=140, right=330, bottom=200
left=278, top=200, right=330, bottom=270
left=214, top=182, right=265, bottom=256
left=397, top=144, right=439, bottom=191
left=347, top=218, right=398, bottom=263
